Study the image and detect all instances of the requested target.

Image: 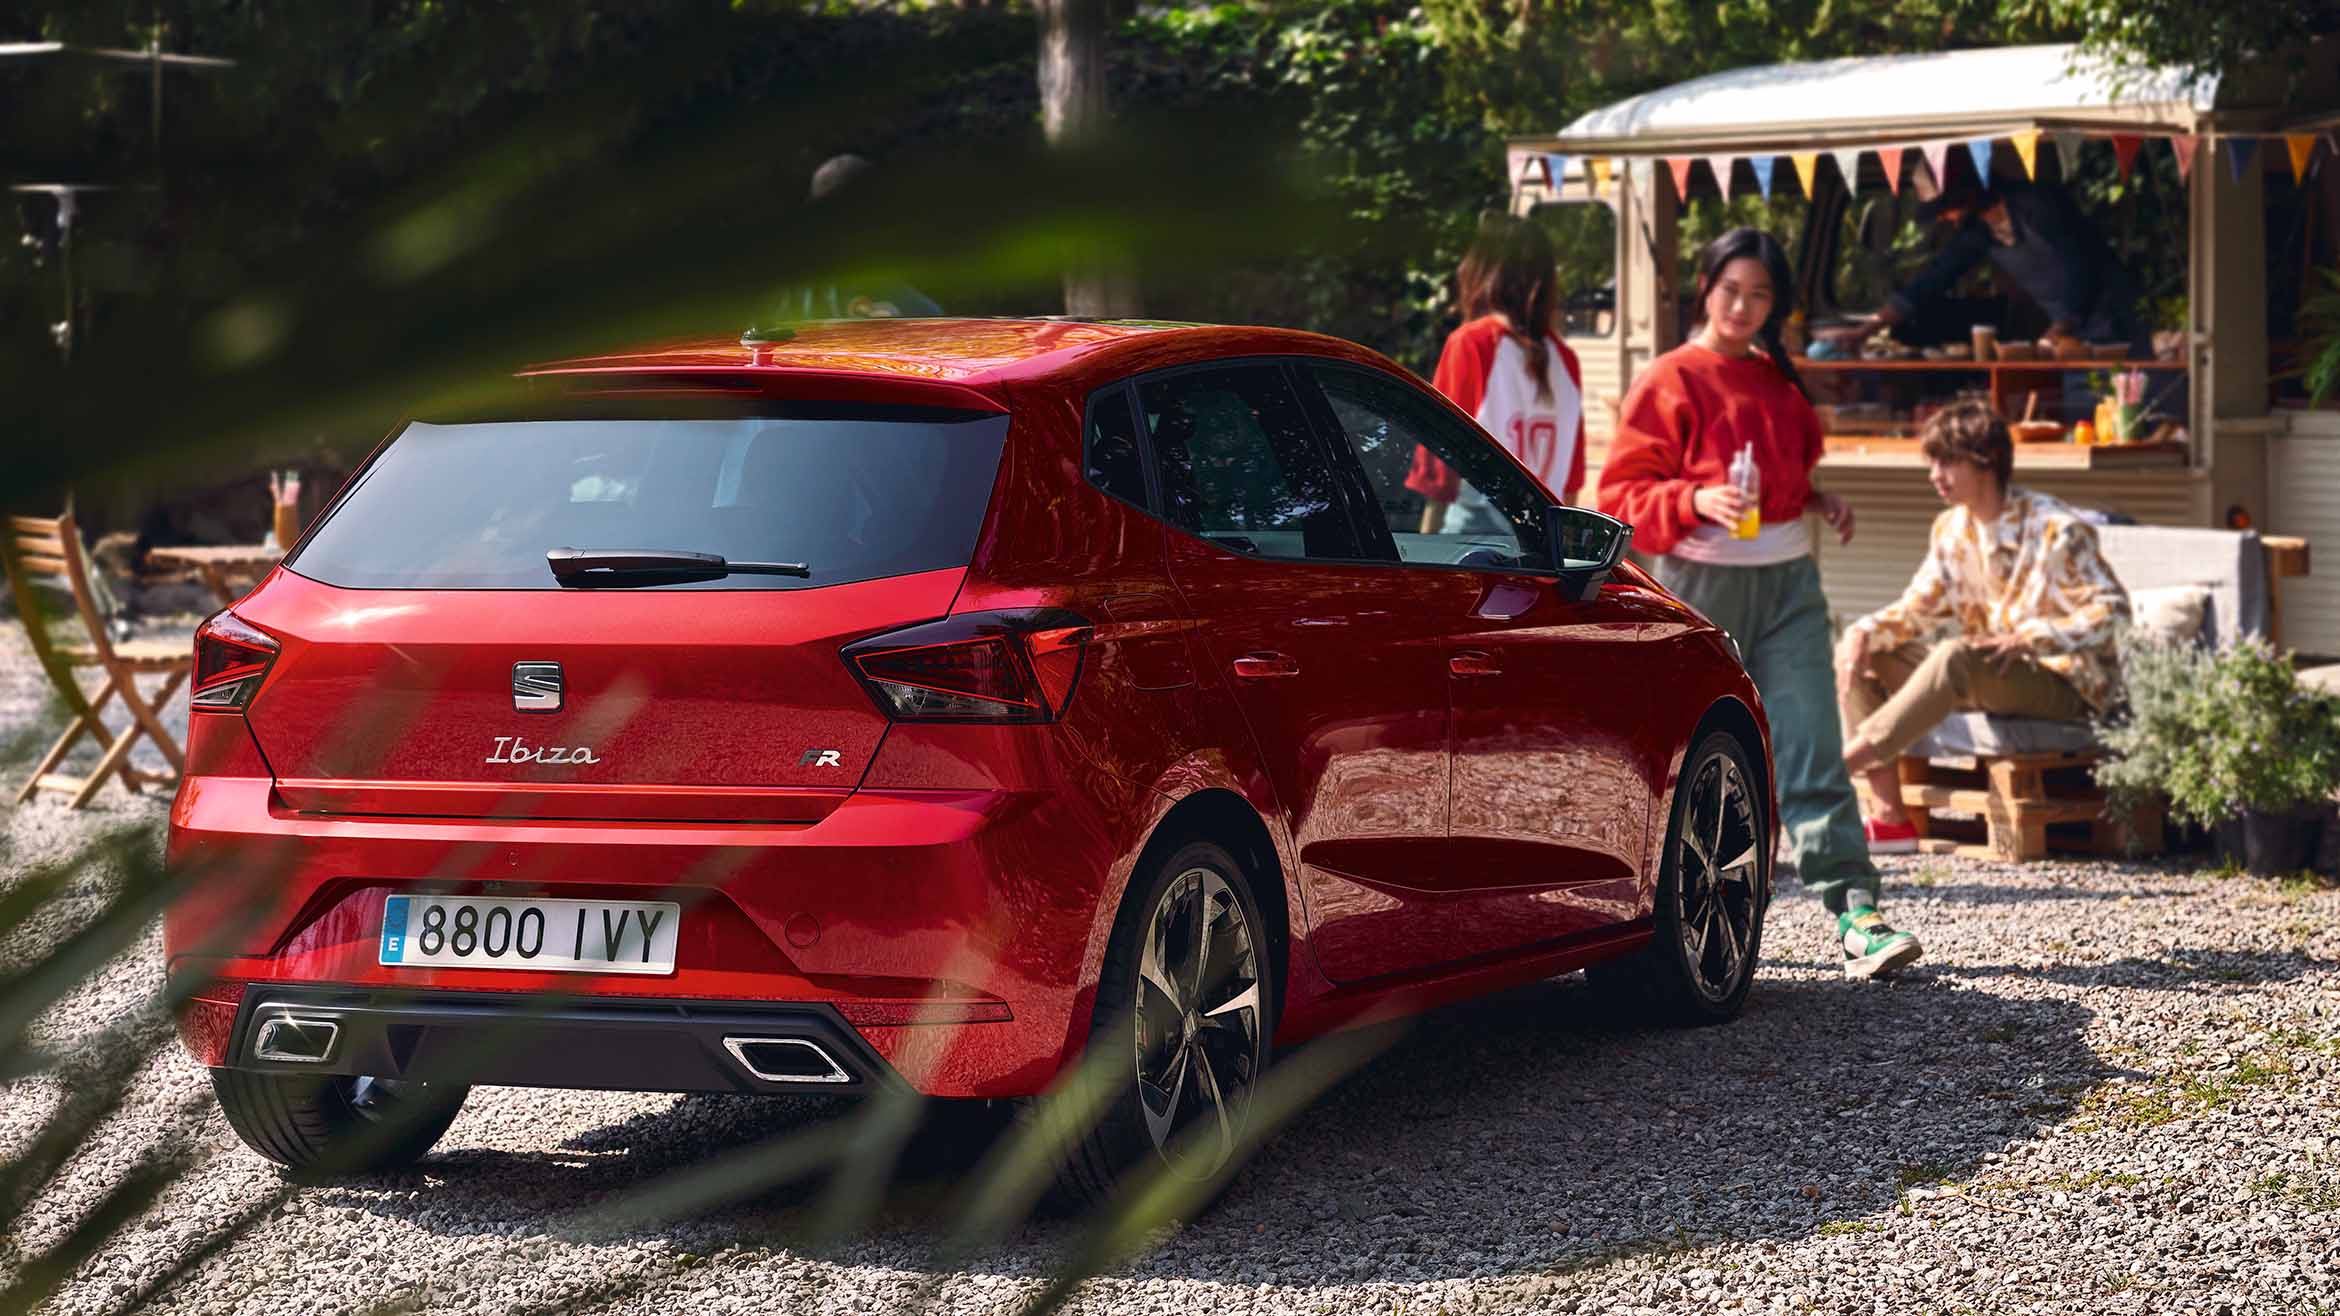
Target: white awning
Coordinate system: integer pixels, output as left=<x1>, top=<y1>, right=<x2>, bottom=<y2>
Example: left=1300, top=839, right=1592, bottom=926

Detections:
left=1540, top=44, right=2228, bottom=156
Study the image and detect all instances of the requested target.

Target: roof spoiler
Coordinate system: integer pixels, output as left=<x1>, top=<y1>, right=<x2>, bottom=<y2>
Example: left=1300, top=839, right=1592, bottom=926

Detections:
left=516, top=366, right=1009, bottom=415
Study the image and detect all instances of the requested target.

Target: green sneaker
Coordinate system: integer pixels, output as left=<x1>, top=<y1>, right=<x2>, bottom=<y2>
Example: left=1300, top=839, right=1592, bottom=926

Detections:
left=1838, top=908, right=1922, bottom=980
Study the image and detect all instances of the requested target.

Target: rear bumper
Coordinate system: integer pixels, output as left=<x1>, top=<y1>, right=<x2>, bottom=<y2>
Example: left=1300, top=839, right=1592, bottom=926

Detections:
left=166, top=775, right=1143, bottom=1098
left=214, top=987, right=900, bottom=1094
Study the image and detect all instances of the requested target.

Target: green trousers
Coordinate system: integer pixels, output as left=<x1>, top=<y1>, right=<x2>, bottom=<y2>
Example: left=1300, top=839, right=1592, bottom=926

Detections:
left=1654, top=555, right=1882, bottom=912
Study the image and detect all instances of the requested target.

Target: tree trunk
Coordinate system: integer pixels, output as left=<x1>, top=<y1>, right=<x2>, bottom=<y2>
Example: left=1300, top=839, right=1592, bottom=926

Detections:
left=1036, top=0, right=1141, bottom=317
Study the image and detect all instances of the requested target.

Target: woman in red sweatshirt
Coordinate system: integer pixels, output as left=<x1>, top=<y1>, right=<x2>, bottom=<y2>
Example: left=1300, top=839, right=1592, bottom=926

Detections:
left=1407, top=216, right=1586, bottom=528
left=1597, top=227, right=1921, bottom=981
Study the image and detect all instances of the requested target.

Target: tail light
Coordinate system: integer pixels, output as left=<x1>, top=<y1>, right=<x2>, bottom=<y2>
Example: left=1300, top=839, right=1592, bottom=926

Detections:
left=845, top=610, right=1090, bottom=724
left=190, top=611, right=279, bottom=712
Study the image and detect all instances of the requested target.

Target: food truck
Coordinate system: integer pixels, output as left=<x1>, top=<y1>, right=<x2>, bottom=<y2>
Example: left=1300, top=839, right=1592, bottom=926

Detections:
left=1509, top=43, right=2339, bottom=652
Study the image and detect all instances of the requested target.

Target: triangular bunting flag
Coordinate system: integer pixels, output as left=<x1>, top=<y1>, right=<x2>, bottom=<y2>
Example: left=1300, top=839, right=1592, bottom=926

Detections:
left=1791, top=153, right=1819, bottom=197
left=2112, top=135, right=2143, bottom=182
left=1707, top=155, right=1737, bottom=198
left=1878, top=145, right=1907, bottom=194
left=2287, top=134, right=2319, bottom=182
left=1919, top=140, right=1952, bottom=193
left=1750, top=155, right=1777, bottom=199
left=1966, top=137, right=1996, bottom=184
left=2226, top=136, right=2259, bottom=183
left=1507, top=147, right=1536, bottom=186
left=1543, top=154, right=1570, bottom=190
left=2011, top=130, right=2041, bottom=180
left=1667, top=157, right=1694, bottom=202
left=1830, top=148, right=1864, bottom=192
left=1589, top=156, right=1613, bottom=197
left=2171, top=135, right=2198, bottom=183
left=2049, top=131, right=2085, bottom=179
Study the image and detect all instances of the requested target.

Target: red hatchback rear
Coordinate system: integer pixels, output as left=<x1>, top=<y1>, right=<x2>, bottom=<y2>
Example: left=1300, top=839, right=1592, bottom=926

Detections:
left=167, top=318, right=1774, bottom=1199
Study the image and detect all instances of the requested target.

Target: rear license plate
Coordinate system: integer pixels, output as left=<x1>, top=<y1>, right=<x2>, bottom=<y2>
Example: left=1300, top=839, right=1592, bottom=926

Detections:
left=379, top=895, right=681, bottom=975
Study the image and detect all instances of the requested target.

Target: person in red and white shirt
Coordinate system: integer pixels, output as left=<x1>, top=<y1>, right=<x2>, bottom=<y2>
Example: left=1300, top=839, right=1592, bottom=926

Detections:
left=1407, top=216, right=1586, bottom=531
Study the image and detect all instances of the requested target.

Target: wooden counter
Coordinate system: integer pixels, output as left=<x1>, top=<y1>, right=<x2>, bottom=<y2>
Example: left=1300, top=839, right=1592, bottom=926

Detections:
left=1795, top=357, right=2183, bottom=374
left=1819, top=437, right=2190, bottom=471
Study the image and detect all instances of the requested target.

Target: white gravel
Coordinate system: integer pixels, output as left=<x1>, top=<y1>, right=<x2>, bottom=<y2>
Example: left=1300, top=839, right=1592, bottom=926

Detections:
left=3, top=622, right=2338, bottom=1316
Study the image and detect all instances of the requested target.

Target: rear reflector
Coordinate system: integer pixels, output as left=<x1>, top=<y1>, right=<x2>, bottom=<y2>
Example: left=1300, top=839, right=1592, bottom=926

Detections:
left=845, top=611, right=1089, bottom=724
left=191, top=610, right=279, bottom=712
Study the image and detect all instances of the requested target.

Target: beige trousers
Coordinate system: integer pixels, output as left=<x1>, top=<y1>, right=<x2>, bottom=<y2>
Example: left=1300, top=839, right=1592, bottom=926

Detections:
left=1838, top=637, right=2092, bottom=760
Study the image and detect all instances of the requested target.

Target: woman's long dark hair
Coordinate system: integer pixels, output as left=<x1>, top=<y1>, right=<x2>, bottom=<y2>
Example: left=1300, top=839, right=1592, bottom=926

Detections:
left=1456, top=214, right=1559, bottom=402
left=1693, top=227, right=1808, bottom=401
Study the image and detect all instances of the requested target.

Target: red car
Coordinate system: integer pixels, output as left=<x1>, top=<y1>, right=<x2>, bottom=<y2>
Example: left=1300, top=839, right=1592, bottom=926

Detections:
left=166, top=318, right=1773, bottom=1199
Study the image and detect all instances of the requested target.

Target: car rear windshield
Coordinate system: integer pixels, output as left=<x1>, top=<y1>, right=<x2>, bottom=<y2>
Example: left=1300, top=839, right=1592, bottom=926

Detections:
left=289, top=410, right=1011, bottom=590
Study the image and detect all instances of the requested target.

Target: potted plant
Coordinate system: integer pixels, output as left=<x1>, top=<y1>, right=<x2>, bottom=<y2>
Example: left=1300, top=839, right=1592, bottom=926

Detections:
left=2095, top=636, right=2340, bottom=875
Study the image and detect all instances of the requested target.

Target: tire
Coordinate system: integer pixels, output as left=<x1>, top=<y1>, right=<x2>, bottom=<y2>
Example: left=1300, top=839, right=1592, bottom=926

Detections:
left=1050, top=837, right=1275, bottom=1209
left=1586, top=728, right=1769, bottom=1025
left=211, top=1069, right=468, bottom=1175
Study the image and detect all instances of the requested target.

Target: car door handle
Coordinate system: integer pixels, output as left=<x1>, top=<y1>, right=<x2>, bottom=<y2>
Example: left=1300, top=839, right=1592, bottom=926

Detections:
left=1232, top=652, right=1301, bottom=680
left=1449, top=651, right=1501, bottom=678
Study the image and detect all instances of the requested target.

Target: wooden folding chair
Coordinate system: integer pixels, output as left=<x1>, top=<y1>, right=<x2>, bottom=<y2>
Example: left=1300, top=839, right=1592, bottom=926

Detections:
left=3, top=510, right=191, bottom=808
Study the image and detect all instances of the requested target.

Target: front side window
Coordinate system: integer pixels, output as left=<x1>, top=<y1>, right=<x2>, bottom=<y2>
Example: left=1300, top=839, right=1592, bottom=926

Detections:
left=1307, top=365, right=1553, bottom=572
left=1138, top=365, right=1371, bottom=562
left=291, top=409, right=1009, bottom=590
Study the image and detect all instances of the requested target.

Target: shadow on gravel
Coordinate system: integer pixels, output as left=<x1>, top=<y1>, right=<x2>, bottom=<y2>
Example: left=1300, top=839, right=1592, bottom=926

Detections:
left=311, top=1090, right=1017, bottom=1231
left=1886, top=880, right=2208, bottom=906
left=314, top=967, right=2105, bottom=1289
left=1943, top=947, right=2335, bottom=993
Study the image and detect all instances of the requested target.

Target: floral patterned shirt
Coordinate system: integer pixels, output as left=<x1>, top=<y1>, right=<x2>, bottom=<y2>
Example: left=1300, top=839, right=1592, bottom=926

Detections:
left=1845, top=487, right=2131, bottom=711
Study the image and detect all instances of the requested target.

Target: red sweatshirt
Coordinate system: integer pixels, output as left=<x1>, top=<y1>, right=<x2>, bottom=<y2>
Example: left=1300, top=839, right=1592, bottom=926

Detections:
left=1594, top=342, right=1823, bottom=558
left=1405, top=316, right=1587, bottom=505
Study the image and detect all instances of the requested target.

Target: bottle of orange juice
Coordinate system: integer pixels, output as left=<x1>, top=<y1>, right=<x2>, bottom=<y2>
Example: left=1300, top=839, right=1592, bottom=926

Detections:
left=1728, top=445, right=1761, bottom=540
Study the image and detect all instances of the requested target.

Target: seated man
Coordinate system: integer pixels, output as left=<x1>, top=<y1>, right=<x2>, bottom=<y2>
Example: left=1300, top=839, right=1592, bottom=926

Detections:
left=1836, top=399, right=2131, bottom=852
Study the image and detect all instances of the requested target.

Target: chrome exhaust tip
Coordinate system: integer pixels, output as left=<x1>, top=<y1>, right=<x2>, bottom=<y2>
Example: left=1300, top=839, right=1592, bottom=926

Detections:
left=722, top=1035, right=851, bottom=1085
left=251, top=1013, right=341, bottom=1065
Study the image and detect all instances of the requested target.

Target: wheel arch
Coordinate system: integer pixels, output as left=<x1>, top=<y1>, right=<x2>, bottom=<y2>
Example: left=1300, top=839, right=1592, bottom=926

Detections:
left=1128, top=788, right=1291, bottom=1027
left=1698, top=696, right=1773, bottom=835
left=1685, top=694, right=1778, bottom=890
left=1647, top=694, right=1776, bottom=904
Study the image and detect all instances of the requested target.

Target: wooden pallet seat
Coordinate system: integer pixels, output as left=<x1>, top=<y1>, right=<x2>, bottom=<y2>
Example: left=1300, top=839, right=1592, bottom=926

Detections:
left=1858, top=749, right=2164, bottom=862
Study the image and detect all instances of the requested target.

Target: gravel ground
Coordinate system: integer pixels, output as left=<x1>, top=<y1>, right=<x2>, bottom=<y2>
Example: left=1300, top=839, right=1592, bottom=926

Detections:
left=3, top=623, right=2338, bottom=1316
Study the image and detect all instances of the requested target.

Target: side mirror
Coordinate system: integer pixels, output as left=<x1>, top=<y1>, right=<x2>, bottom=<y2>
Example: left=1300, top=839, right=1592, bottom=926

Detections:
left=1547, top=505, right=1632, bottom=604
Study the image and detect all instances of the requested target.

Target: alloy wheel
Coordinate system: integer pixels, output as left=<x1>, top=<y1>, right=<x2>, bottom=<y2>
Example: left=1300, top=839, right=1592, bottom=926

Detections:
left=1674, top=750, right=1762, bottom=1003
left=1133, top=865, right=1263, bottom=1179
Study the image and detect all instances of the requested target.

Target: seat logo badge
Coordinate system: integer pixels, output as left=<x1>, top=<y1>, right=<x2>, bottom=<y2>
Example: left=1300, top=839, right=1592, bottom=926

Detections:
left=513, top=662, right=563, bottom=713
left=487, top=736, right=600, bottom=766
left=799, top=749, right=844, bottom=768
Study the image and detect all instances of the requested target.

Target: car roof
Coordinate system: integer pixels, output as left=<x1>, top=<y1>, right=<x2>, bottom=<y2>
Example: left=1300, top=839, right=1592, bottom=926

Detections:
left=523, top=317, right=1405, bottom=410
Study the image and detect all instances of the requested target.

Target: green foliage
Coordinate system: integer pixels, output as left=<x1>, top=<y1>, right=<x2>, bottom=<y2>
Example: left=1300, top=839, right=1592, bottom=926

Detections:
left=10, top=0, right=2301, bottom=485
left=1120, top=2, right=1508, bottom=371
left=1418, top=0, right=2075, bottom=134
left=2096, top=636, right=2340, bottom=827
left=1537, top=202, right=1617, bottom=322
left=2002, top=0, right=2340, bottom=93
left=2299, top=267, right=2340, bottom=406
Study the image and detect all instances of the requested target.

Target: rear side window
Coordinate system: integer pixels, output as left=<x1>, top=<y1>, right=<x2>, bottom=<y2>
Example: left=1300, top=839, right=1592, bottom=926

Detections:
left=1138, top=365, right=1370, bottom=562
left=1084, top=386, right=1150, bottom=509
left=291, top=412, right=1010, bottom=590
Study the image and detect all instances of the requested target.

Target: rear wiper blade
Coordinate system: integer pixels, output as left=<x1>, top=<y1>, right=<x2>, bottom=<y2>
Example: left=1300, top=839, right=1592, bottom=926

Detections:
left=546, top=547, right=811, bottom=587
